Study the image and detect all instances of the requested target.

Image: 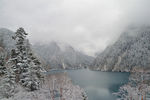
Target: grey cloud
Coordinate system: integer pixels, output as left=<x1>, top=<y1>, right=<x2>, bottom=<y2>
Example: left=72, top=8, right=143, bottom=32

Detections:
left=0, top=0, right=150, bottom=56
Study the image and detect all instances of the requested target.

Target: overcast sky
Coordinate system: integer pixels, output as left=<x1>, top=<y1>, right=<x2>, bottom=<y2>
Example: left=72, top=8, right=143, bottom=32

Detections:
left=0, top=0, right=150, bottom=56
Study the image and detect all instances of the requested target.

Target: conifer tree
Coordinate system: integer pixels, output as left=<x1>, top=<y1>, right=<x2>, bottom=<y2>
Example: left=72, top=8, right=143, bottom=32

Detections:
left=0, top=47, right=6, bottom=76
left=0, top=48, right=16, bottom=98
left=8, top=27, right=44, bottom=91
left=0, top=68, right=16, bottom=98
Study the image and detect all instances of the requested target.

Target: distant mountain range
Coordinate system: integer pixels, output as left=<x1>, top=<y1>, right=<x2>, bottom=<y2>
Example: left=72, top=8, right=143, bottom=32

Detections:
left=33, top=42, right=94, bottom=70
left=0, top=28, right=94, bottom=70
left=92, top=26, right=150, bottom=72
left=2, top=26, right=150, bottom=72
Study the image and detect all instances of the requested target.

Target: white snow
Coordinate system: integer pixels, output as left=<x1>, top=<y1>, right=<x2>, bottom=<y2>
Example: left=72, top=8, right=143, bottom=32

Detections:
left=0, top=73, right=87, bottom=100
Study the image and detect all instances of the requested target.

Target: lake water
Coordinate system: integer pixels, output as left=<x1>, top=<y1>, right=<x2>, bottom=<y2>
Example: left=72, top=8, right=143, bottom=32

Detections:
left=66, top=69, right=129, bottom=100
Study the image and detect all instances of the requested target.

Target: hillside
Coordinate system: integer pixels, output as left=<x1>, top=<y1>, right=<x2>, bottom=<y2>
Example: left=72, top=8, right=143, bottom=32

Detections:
left=92, top=26, right=150, bottom=72
left=0, top=28, right=87, bottom=100
left=0, top=28, right=94, bottom=70
left=33, top=42, right=94, bottom=70
left=0, top=28, right=15, bottom=54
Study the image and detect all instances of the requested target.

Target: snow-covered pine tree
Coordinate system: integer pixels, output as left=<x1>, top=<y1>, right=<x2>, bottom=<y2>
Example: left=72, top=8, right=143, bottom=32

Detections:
left=8, top=27, right=44, bottom=91
left=28, top=52, right=44, bottom=80
left=0, top=48, right=16, bottom=98
left=0, top=47, right=6, bottom=76
left=0, top=67, right=16, bottom=98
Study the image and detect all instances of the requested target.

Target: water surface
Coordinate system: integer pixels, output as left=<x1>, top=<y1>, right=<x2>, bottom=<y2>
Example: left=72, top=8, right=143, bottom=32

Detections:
left=66, top=69, right=129, bottom=100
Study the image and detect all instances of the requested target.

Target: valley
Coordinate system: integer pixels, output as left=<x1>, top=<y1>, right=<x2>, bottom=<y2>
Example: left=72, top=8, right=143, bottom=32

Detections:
left=0, top=26, right=150, bottom=100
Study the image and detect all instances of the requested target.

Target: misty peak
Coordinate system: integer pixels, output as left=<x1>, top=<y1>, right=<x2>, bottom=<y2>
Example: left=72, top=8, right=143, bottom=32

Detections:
left=0, top=28, right=13, bottom=34
left=92, top=25, right=150, bottom=72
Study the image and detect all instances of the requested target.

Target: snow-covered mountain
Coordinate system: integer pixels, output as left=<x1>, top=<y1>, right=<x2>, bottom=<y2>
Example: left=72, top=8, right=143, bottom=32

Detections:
left=33, top=42, right=94, bottom=70
left=0, top=28, right=88, bottom=100
left=0, top=28, right=15, bottom=54
left=0, top=28, right=94, bottom=70
left=92, top=25, right=150, bottom=72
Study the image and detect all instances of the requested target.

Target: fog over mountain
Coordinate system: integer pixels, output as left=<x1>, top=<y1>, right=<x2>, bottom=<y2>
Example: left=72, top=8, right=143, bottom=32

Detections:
left=0, top=28, right=94, bottom=70
left=33, top=42, right=94, bottom=70
left=0, top=28, right=15, bottom=53
left=92, top=25, right=150, bottom=72
left=0, top=0, right=150, bottom=56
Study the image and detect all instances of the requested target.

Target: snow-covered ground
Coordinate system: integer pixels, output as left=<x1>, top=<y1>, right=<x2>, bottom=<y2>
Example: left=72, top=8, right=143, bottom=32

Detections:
left=115, top=72, right=150, bottom=100
left=0, top=73, right=87, bottom=100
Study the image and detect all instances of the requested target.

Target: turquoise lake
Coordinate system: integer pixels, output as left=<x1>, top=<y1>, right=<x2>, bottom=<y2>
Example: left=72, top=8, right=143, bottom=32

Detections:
left=66, top=69, right=129, bottom=100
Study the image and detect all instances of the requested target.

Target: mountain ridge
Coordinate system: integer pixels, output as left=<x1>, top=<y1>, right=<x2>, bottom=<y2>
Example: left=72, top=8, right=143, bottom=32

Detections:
left=0, top=28, right=94, bottom=70
left=92, top=26, right=150, bottom=72
left=33, top=41, right=94, bottom=70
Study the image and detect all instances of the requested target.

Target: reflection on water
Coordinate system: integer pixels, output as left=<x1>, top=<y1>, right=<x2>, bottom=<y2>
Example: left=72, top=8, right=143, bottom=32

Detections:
left=66, top=69, right=129, bottom=100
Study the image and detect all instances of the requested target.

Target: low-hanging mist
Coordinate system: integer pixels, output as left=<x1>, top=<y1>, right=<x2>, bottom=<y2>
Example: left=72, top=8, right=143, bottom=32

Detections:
left=0, top=0, right=150, bottom=56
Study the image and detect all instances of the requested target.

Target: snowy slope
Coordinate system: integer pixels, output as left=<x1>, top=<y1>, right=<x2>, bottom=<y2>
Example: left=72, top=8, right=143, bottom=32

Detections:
left=92, top=25, right=150, bottom=72
left=33, top=42, right=94, bottom=70
left=0, top=70, right=87, bottom=100
left=0, top=28, right=15, bottom=54
left=0, top=28, right=94, bottom=70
